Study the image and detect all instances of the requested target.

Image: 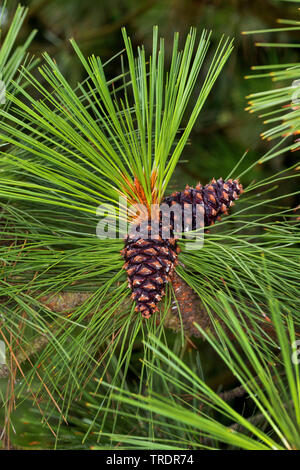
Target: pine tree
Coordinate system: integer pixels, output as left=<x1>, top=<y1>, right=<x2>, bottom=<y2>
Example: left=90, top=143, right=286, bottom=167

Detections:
left=0, top=1, right=299, bottom=451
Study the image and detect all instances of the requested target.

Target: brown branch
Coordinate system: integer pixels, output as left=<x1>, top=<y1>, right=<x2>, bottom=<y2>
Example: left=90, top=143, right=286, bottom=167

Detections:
left=165, top=272, right=276, bottom=340
left=38, top=291, right=92, bottom=312
left=0, top=364, right=9, bottom=379
left=218, top=383, right=247, bottom=402
left=165, top=272, right=222, bottom=337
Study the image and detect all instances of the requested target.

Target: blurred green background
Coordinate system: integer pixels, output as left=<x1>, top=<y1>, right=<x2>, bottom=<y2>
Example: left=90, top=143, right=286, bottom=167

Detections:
left=3, top=0, right=300, bottom=193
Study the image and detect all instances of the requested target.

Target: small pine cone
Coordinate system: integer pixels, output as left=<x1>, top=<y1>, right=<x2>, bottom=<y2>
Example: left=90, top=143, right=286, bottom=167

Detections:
left=201, top=178, right=243, bottom=226
left=122, top=178, right=243, bottom=318
left=163, top=178, right=243, bottom=229
left=122, top=230, right=179, bottom=319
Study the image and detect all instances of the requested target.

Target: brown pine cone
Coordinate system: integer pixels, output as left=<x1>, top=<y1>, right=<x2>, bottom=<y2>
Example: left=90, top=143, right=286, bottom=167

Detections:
left=122, top=178, right=243, bottom=318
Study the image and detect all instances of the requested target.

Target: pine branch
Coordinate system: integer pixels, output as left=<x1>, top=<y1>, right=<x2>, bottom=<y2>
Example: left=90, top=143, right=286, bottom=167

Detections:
left=218, top=383, right=247, bottom=402
left=27, top=0, right=157, bottom=56
left=229, top=399, right=294, bottom=434
left=0, top=326, right=50, bottom=378
left=0, top=271, right=277, bottom=380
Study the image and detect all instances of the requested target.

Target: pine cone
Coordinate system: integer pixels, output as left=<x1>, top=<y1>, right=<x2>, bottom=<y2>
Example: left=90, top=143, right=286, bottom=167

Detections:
left=164, top=178, right=243, bottom=228
left=122, top=217, right=179, bottom=319
left=122, top=178, right=243, bottom=318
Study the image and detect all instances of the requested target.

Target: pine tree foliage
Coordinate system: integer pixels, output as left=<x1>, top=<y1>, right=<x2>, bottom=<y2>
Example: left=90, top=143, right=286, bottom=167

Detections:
left=244, top=0, right=300, bottom=154
left=0, top=2, right=299, bottom=450
left=6, top=285, right=300, bottom=450
left=0, top=2, right=37, bottom=117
